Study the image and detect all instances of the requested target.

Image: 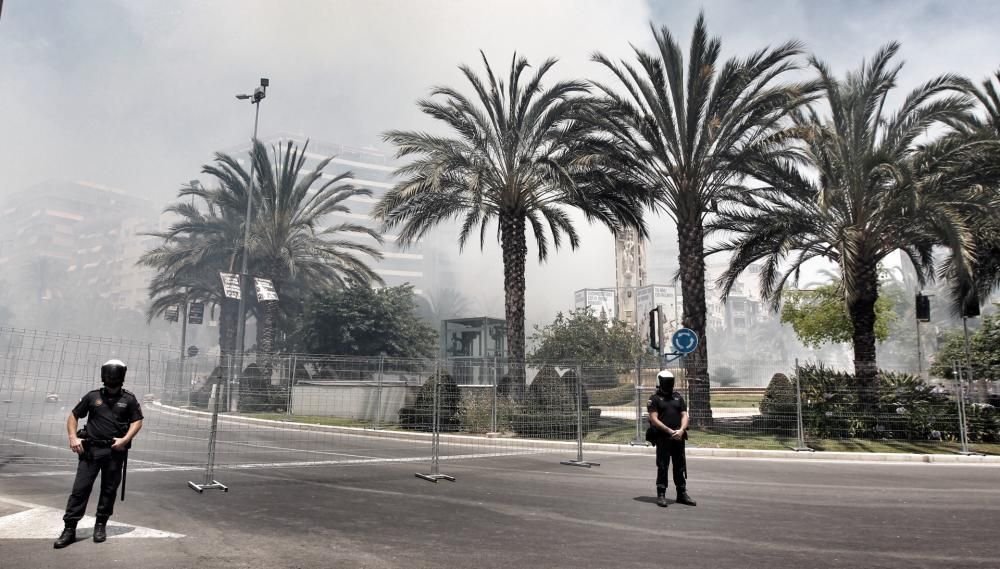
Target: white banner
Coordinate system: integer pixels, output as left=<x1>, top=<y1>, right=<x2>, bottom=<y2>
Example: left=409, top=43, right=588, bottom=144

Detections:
left=255, top=277, right=278, bottom=301
left=219, top=272, right=241, bottom=299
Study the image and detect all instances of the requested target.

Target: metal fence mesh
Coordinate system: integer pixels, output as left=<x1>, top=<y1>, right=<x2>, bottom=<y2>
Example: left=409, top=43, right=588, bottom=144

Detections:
left=2, top=327, right=997, bottom=483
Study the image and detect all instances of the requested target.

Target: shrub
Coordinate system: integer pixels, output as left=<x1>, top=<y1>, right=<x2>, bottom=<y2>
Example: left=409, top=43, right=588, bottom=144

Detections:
left=789, top=364, right=995, bottom=442
left=754, top=372, right=797, bottom=431
left=514, top=366, right=595, bottom=439
left=458, top=390, right=517, bottom=434
left=398, top=370, right=461, bottom=432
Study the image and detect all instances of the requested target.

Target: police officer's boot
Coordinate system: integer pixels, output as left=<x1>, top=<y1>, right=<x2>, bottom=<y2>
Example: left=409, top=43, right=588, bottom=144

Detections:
left=53, top=526, right=76, bottom=549
left=656, top=487, right=668, bottom=508
left=676, top=490, right=697, bottom=506
left=93, top=520, right=107, bottom=543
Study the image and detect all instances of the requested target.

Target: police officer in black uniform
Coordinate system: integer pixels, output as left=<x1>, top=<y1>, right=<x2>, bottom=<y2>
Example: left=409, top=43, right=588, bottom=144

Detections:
left=54, top=360, right=144, bottom=548
left=647, top=370, right=696, bottom=508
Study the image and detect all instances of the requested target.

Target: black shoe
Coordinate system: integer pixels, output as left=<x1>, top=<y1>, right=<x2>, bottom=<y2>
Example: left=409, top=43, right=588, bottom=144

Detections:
left=656, top=495, right=668, bottom=507
left=676, top=491, right=697, bottom=506
left=93, top=523, right=107, bottom=543
left=53, top=528, right=76, bottom=549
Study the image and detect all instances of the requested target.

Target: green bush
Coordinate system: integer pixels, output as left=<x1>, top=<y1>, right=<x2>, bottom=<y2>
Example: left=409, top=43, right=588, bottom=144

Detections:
left=458, top=390, right=517, bottom=433
left=790, top=364, right=990, bottom=441
left=514, top=365, right=595, bottom=439
left=753, top=372, right=797, bottom=431
left=398, top=370, right=461, bottom=432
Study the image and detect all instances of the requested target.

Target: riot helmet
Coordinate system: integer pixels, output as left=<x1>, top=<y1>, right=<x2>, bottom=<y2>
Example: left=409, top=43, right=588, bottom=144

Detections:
left=101, top=359, right=127, bottom=389
left=656, top=370, right=675, bottom=394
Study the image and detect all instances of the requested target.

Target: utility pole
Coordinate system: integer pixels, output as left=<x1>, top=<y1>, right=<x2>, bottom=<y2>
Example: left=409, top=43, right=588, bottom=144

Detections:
left=230, top=78, right=269, bottom=413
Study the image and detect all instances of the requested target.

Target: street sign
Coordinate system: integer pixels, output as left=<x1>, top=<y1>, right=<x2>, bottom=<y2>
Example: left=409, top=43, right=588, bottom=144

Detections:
left=164, top=305, right=179, bottom=322
left=220, top=272, right=241, bottom=299
left=188, top=302, right=204, bottom=325
left=255, top=277, right=278, bottom=301
left=671, top=328, right=698, bottom=354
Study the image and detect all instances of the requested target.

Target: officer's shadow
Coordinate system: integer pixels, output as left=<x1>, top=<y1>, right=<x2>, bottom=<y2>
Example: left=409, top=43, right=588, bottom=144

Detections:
left=75, top=525, right=136, bottom=540
left=633, top=496, right=677, bottom=506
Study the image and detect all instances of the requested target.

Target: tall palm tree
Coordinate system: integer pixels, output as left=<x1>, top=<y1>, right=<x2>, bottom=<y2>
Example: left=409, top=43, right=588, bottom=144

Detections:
left=373, top=52, right=646, bottom=394
left=140, top=184, right=246, bottom=358
left=710, top=44, right=978, bottom=405
left=586, top=15, right=814, bottom=422
left=142, top=142, right=385, bottom=367
left=944, top=72, right=1000, bottom=313
left=241, top=140, right=385, bottom=356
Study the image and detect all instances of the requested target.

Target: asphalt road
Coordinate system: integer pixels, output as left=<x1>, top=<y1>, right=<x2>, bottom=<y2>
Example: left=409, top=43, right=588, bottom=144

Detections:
left=2, top=387, right=999, bottom=568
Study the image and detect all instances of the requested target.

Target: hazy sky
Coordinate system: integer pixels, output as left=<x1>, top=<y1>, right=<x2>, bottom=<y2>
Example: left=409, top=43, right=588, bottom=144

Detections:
left=3, top=0, right=999, bottom=328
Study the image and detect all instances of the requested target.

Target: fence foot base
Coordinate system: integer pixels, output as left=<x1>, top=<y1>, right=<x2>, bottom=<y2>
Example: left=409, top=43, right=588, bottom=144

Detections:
left=789, top=446, right=815, bottom=452
left=957, top=451, right=986, bottom=456
left=188, top=480, right=229, bottom=493
left=628, top=439, right=648, bottom=447
left=560, top=459, right=600, bottom=468
left=415, top=473, right=455, bottom=483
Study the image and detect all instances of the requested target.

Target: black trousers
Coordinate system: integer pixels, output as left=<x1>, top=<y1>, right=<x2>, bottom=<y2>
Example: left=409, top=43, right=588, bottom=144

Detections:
left=655, top=438, right=686, bottom=493
left=63, top=447, right=125, bottom=526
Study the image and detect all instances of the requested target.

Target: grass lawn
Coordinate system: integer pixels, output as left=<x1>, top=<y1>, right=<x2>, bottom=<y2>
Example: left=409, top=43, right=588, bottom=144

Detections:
left=709, top=394, right=763, bottom=408
left=246, top=413, right=998, bottom=456
left=583, top=416, right=1000, bottom=454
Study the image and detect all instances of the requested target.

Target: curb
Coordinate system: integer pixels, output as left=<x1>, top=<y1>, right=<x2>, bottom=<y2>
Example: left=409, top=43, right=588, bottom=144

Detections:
left=151, top=402, right=1000, bottom=465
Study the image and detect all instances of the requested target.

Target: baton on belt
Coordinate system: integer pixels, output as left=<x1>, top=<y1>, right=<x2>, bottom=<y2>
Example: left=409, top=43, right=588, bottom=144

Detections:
left=120, top=452, right=127, bottom=501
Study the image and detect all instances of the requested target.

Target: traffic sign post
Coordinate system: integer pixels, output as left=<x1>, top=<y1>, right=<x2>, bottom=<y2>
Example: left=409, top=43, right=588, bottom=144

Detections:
left=671, top=328, right=698, bottom=355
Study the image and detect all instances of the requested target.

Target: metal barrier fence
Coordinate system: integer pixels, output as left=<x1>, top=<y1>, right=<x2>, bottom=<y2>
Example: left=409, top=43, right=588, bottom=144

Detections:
left=2, top=327, right=998, bottom=490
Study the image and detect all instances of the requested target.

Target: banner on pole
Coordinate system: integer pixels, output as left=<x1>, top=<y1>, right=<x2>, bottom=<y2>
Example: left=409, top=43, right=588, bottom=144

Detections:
left=255, top=278, right=278, bottom=301
left=188, top=302, right=205, bottom=325
left=220, top=272, right=241, bottom=299
left=164, top=305, right=179, bottom=322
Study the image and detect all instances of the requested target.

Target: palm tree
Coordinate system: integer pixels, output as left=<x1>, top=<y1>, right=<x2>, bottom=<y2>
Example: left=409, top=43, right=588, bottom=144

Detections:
left=140, top=184, right=246, bottom=358
left=710, top=44, right=979, bottom=406
left=142, top=142, right=385, bottom=367
left=239, top=140, right=385, bottom=357
left=373, top=52, right=646, bottom=394
left=945, top=72, right=1000, bottom=313
left=585, top=15, right=813, bottom=422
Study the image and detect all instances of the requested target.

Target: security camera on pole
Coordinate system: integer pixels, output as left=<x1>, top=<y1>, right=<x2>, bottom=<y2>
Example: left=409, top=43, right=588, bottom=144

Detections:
left=230, top=77, right=268, bottom=414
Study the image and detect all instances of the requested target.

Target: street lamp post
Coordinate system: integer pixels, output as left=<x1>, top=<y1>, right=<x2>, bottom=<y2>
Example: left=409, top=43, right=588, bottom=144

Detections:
left=230, top=78, right=268, bottom=413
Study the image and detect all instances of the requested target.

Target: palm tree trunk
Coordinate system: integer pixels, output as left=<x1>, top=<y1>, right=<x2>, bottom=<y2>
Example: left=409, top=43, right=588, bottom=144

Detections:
left=677, top=208, right=713, bottom=425
left=848, top=262, right=880, bottom=413
left=500, top=213, right=527, bottom=399
left=219, top=299, right=238, bottom=358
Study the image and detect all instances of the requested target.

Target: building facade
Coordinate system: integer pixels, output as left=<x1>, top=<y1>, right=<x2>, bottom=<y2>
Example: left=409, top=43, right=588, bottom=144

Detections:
left=0, top=180, right=158, bottom=317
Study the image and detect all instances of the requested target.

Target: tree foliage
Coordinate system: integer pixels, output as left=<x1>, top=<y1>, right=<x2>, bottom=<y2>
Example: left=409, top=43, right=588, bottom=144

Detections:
left=290, top=284, right=437, bottom=359
left=781, top=282, right=896, bottom=349
left=711, top=43, right=984, bottom=393
left=528, top=308, right=642, bottom=368
left=931, top=310, right=1000, bottom=380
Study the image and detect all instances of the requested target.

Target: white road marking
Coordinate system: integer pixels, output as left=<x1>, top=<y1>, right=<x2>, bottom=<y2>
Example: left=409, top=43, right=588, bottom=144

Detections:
left=8, top=438, right=183, bottom=469
left=0, top=497, right=185, bottom=540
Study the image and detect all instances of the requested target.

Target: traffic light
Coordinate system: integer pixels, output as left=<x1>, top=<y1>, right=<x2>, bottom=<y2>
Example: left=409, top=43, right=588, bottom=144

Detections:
left=915, top=293, right=930, bottom=322
left=648, top=307, right=659, bottom=352
left=648, top=305, right=666, bottom=355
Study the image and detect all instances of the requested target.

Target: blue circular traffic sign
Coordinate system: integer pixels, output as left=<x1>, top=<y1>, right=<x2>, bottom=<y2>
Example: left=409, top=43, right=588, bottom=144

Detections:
left=671, top=328, right=699, bottom=354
